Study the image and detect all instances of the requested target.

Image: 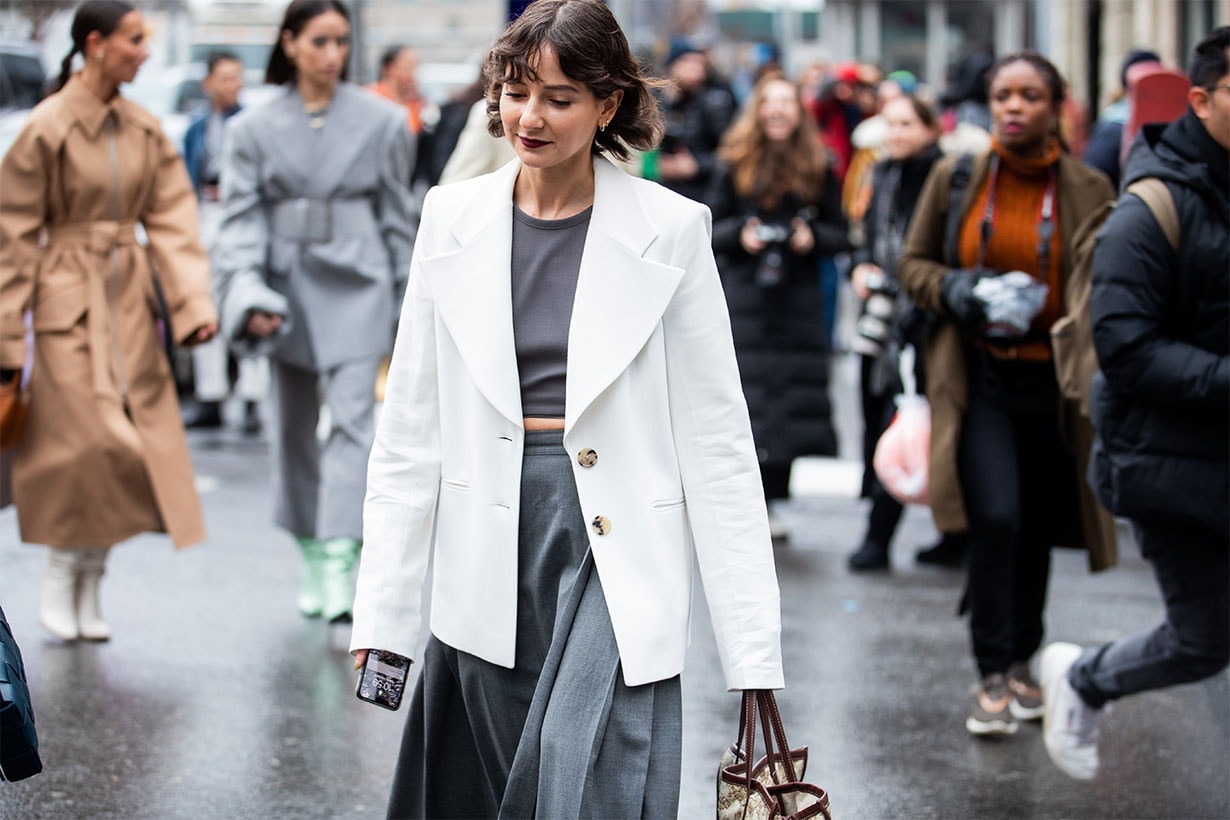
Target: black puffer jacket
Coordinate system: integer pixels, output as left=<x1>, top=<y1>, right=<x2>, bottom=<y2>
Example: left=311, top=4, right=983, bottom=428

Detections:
left=1088, top=110, right=1229, bottom=536
left=707, top=162, right=851, bottom=463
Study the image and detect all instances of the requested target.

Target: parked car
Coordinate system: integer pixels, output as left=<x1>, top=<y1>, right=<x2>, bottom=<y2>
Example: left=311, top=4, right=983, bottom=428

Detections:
left=0, top=42, right=46, bottom=111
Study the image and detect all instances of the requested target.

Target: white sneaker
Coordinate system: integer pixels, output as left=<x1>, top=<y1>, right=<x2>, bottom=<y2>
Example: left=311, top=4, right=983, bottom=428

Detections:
left=1040, top=642, right=1102, bottom=780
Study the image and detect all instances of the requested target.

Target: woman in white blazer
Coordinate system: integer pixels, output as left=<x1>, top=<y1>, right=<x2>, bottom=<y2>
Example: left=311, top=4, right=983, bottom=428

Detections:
left=350, top=1, right=783, bottom=816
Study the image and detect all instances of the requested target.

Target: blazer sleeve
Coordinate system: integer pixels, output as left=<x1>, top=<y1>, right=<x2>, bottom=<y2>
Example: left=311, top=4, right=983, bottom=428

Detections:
left=0, top=120, right=47, bottom=370
left=376, top=112, right=417, bottom=311
left=141, top=126, right=216, bottom=343
left=214, top=116, right=290, bottom=357
left=662, top=204, right=785, bottom=691
left=898, top=156, right=959, bottom=315
left=350, top=187, right=443, bottom=661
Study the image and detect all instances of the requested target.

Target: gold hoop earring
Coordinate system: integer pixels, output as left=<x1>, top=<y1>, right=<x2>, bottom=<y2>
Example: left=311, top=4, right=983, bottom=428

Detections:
left=599, top=120, right=607, bottom=132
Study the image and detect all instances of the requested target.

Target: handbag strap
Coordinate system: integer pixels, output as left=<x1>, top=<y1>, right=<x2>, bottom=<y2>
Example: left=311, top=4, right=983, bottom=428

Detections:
left=739, top=690, right=758, bottom=793
left=756, top=691, right=800, bottom=785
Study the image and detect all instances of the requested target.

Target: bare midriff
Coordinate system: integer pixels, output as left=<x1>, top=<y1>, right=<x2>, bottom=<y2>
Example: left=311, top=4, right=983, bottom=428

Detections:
left=524, top=417, right=566, bottom=431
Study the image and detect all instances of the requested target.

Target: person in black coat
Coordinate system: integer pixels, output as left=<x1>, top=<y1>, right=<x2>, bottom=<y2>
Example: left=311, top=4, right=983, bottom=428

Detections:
left=844, top=95, right=964, bottom=571
left=655, top=37, right=738, bottom=203
left=707, top=72, right=851, bottom=539
left=1038, top=26, right=1230, bottom=782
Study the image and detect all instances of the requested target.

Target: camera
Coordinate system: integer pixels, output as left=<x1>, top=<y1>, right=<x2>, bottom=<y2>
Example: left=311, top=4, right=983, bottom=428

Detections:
left=753, top=223, right=791, bottom=288
left=850, top=269, right=900, bottom=357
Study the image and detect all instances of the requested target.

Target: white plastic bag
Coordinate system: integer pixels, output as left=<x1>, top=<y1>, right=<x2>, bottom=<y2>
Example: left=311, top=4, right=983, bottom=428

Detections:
left=872, top=346, right=931, bottom=505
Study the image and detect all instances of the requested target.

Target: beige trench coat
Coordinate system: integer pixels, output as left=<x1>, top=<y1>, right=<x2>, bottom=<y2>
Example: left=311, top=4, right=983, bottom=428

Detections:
left=0, top=75, right=216, bottom=549
left=897, top=151, right=1119, bottom=572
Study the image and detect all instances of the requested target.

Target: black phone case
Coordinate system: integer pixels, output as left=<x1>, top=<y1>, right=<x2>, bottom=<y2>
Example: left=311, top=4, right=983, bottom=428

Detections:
left=355, top=650, right=411, bottom=711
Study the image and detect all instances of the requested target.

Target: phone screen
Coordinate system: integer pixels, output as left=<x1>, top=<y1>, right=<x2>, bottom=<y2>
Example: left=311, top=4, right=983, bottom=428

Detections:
left=355, top=650, right=412, bottom=711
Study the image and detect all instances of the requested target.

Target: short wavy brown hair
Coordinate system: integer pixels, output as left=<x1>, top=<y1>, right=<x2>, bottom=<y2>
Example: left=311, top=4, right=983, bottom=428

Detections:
left=482, top=0, right=664, bottom=162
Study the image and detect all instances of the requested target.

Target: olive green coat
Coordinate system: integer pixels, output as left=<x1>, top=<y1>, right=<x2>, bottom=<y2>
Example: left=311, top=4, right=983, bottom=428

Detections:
left=0, top=75, right=216, bottom=549
left=897, top=151, right=1118, bottom=571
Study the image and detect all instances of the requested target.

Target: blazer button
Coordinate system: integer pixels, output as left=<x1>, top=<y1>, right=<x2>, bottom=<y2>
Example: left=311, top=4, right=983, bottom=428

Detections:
left=577, top=448, right=598, bottom=468
left=591, top=515, right=612, bottom=536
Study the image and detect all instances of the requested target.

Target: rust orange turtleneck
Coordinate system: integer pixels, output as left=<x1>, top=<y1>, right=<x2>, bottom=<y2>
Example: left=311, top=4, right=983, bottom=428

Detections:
left=957, top=136, right=1064, bottom=361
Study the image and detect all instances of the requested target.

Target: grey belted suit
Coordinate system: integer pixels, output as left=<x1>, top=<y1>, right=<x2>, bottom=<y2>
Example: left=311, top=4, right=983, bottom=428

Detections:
left=214, top=83, right=415, bottom=540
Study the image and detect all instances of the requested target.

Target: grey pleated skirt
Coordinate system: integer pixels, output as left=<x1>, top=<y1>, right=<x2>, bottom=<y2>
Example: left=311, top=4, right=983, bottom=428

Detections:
left=387, top=429, right=682, bottom=820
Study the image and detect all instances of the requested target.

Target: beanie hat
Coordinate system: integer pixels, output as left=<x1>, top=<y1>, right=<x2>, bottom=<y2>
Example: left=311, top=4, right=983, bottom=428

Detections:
left=1120, top=48, right=1161, bottom=87
left=667, top=37, right=702, bottom=67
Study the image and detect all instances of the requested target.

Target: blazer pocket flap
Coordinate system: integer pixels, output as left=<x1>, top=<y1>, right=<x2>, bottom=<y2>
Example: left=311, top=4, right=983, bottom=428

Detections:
left=32, top=284, right=88, bottom=331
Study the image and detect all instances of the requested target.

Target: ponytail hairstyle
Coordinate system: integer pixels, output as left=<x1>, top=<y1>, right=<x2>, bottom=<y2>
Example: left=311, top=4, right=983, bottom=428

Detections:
left=52, top=0, right=135, bottom=94
left=265, top=0, right=351, bottom=86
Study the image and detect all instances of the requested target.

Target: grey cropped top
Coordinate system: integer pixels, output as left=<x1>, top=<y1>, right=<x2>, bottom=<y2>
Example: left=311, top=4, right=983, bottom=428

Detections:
left=511, top=203, right=593, bottom=418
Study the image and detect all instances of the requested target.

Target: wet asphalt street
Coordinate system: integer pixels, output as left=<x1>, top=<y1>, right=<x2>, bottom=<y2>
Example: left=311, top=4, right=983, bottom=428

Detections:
left=0, top=351, right=1227, bottom=819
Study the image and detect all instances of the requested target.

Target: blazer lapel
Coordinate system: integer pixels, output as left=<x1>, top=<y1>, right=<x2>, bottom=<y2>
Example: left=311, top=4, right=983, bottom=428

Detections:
left=420, top=161, right=523, bottom=427
left=565, top=159, right=685, bottom=430
left=260, top=88, right=314, bottom=194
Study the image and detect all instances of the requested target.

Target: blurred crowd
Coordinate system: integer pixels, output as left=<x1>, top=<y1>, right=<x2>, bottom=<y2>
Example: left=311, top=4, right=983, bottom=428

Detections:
left=1, top=0, right=1226, bottom=800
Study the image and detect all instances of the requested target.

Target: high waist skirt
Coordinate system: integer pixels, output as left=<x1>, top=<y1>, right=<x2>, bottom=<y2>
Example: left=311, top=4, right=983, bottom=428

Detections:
left=387, top=430, right=682, bottom=819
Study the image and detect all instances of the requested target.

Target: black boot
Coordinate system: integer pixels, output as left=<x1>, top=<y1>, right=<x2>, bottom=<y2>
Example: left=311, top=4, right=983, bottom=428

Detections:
left=182, top=400, right=223, bottom=429
left=848, top=493, right=901, bottom=570
left=915, top=532, right=968, bottom=567
left=848, top=541, right=890, bottom=570
left=241, top=401, right=262, bottom=435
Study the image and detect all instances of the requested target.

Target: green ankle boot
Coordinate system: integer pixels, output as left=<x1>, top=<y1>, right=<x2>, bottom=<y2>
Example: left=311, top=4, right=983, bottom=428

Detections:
left=320, top=537, right=360, bottom=624
left=295, top=537, right=326, bottom=618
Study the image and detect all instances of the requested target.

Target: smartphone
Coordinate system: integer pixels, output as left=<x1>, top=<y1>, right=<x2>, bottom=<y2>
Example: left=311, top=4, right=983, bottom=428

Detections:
left=355, top=650, right=412, bottom=711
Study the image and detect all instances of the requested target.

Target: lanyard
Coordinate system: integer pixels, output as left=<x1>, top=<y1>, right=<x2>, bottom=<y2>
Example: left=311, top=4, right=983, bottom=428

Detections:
left=977, top=153, right=1057, bottom=279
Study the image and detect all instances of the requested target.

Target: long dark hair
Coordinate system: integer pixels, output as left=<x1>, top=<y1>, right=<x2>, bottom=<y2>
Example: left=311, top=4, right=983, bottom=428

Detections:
left=718, top=72, right=828, bottom=210
left=264, top=0, right=351, bottom=86
left=482, top=0, right=664, bottom=162
left=51, top=0, right=134, bottom=93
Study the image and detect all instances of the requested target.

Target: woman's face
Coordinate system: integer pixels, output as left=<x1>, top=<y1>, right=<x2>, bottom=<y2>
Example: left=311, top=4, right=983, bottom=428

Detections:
left=283, top=10, right=350, bottom=90
left=499, top=44, right=620, bottom=176
left=757, top=79, right=801, bottom=143
left=988, top=60, right=1058, bottom=155
left=96, top=10, right=149, bottom=85
left=882, top=97, right=936, bottom=161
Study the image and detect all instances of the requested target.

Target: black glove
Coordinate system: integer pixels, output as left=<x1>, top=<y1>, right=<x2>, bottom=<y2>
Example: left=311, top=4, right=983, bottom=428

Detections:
left=940, top=269, right=988, bottom=329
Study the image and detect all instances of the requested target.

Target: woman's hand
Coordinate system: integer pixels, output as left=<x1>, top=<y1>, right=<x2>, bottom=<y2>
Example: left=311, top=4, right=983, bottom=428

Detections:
left=740, top=217, right=767, bottom=255
left=656, top=148, right=699, bottom=182
left=184, top=321, right=218, bottom=347
left=245, top=310, right=284, bottom=338
left=788, top=217, right=815, bottom=256
left=850, top=263, right=884, bottom=301
left=352, top=648, right=369, bottom=671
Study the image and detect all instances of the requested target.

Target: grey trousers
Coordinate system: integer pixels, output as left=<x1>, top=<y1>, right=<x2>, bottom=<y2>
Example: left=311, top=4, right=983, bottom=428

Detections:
left=387, top=430, right=682, bottom=819
left=1069, top=521, right=1230, bottom=709
left=269, top=357, right=380, bottom=540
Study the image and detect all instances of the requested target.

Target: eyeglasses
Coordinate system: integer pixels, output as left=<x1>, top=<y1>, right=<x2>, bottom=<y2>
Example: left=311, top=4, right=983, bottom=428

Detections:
left=1208, top=84, right=1230, bottom=94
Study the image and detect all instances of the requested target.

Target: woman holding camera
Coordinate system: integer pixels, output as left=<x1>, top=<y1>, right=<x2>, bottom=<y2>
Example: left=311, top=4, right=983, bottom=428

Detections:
left=846, top=95, right=953, bottom=571
left=350, top=1, right=783, bottom=815
left=707, top=72, right=851, bottom=537
left=897, top=52, right=1116, bottom=736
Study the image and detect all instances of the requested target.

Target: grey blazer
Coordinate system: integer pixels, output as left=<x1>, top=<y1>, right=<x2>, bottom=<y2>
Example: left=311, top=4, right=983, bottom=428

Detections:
left=214, top=83, right=416, bottom=370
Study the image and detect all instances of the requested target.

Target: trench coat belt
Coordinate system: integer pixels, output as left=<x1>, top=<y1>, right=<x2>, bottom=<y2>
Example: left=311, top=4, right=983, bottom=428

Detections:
left=268, top=197, right=374, bottom=243
left=46, top=220, right=140, bottom=397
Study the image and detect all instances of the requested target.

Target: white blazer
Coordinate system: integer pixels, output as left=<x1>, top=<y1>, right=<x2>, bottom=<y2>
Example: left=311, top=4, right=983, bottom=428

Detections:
left=350, top=157, right=784, bottom=690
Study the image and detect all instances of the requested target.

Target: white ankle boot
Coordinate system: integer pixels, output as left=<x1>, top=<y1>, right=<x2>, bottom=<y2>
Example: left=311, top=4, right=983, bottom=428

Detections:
left=40, top=548, right=83, bottom=640
left=76, top=547, right=111, bottom=641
